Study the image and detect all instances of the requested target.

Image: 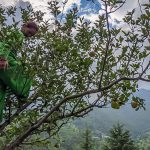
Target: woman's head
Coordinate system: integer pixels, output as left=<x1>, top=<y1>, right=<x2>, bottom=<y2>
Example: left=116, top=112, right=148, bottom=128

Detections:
left=21, top=21, right=38, bottom=37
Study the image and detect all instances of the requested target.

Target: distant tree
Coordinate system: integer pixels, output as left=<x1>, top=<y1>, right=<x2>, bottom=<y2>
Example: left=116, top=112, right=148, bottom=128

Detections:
left=137, top=133, right=150, bottom=150
left=102, top=124, right=138, bottom=150
left=81, top=128, right=94, bottom=150
left=59, top=123, right=82, bottom=150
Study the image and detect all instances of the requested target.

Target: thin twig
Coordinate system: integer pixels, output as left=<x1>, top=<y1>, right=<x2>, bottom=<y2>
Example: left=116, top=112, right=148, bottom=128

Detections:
left=0, top=92, right=39, bottom=131
left=138, top=0, right=143, bottom=14
left=99, top=1, right=111, bottom=90
left=108, top=0, right=126, bottom=14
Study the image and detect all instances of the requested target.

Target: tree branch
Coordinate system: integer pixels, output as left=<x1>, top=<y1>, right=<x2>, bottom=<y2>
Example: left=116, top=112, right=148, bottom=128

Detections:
left=139, top=61, right=150, bottom=78
left=98, top=1, right=111, bottom=90
left=0, top=92, right=39, bottom=131
left=108, top=0, right=126, bottom=14
left=3, top=76, right=150, bottom=150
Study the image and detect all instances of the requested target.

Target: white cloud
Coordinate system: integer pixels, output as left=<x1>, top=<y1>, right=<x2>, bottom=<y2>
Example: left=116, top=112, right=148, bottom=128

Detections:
left=59, top=0, right=81, bottom=12
left=0, top=0, right=81, bottom=23
left=0, top=0, right=17, bottom=6
left=79, top=13, right=99, bottom=23
left=1, top=0, right=149, bottom=22
left=110, top=0, right=149, bottom=21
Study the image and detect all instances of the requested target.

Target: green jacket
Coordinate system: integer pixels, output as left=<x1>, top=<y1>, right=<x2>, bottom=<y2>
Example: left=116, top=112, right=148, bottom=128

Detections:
left=0, top=29, right=32, bottom=122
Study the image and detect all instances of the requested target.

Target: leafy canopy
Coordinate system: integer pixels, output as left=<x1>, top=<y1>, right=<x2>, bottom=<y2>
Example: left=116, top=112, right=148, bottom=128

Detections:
left=0, top=0, right=149, bottom=149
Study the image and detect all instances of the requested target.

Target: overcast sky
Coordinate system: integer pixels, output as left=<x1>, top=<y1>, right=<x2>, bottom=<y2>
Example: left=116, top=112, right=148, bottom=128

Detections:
left=0, top=0, right=149, bottom=27
left=0, top=0, right=149, bottom=89
left=1, top=0, right=149, bottom=20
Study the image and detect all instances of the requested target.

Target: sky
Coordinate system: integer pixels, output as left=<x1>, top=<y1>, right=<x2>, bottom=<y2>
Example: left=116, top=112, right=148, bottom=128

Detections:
left=0, top=0, right=149, bottom=27
left=0, top=0, right=148, bottom=21
left=0, top=0, right=149, bottom=89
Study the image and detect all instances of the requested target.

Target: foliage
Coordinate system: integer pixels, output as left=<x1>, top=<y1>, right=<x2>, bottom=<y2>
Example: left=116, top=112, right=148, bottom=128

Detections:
left=59, top=123, right=82, bottom=150
left=0, top=0, right=149, bottom=149
left=81, top=128, right=95, bottom=150
left=137, top=133, right=150, bottom=150
left=102, top=123, right=138, bottom=150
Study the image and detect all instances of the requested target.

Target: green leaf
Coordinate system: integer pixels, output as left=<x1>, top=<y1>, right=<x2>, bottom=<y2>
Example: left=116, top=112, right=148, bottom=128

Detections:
left=145, top=46, right=150, bottom=50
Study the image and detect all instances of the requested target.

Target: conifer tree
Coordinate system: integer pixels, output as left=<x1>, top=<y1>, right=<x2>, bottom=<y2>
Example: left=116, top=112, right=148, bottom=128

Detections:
left=81, top=129, right=94, bottom=150
left=102, top=124, right=138, bottom=150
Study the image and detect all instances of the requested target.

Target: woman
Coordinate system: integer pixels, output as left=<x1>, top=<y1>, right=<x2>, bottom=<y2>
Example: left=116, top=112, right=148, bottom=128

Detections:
left=0, top=21, right=38, bottom=122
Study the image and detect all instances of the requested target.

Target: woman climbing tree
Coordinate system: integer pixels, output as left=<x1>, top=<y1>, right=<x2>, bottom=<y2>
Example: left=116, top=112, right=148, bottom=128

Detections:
left=0, top=21, right=38, bottom=122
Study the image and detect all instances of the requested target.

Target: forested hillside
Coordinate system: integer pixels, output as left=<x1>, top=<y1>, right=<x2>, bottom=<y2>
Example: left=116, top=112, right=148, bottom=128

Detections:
left=74, top=89, right=150, bottom=138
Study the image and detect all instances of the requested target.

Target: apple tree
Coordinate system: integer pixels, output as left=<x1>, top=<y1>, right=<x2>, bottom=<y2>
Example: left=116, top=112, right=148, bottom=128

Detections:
left=0, top=0, right=149, bottom=149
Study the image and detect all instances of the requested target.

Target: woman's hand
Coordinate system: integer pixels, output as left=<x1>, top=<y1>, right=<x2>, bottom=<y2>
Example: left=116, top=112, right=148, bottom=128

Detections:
left=0, top=57, right=9, bottom=70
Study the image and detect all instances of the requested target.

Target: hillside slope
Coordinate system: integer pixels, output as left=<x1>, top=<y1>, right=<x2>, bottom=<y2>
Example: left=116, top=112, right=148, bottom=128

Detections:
left=74, top=89, right=150, bottom=137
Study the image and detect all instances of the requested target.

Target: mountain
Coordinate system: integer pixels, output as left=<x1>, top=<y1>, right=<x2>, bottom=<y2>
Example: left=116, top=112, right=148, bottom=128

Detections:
left=74, top=89, right=150, bottom=138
